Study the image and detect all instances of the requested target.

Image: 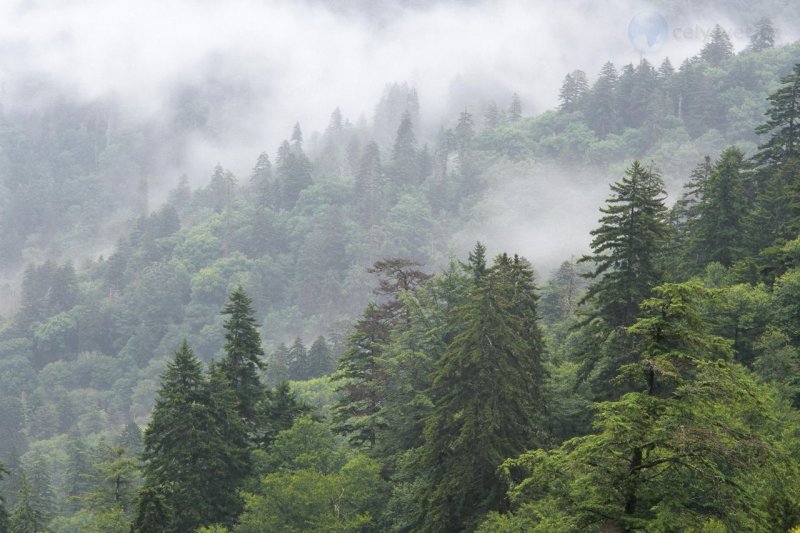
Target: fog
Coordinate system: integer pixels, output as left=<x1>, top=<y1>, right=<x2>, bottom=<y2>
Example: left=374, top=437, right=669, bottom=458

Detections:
left=0, top=0, right=797, bottom=278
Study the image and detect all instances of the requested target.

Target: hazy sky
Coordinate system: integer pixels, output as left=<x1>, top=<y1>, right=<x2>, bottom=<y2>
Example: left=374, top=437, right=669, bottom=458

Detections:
left=0, top=0, right=762, bottom=169
left=0, top=0, right=793, bottom=276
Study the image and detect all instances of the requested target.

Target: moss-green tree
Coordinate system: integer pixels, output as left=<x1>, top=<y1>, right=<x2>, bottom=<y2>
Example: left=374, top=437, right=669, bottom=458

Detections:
left=409, top=252, right=547, bottom=532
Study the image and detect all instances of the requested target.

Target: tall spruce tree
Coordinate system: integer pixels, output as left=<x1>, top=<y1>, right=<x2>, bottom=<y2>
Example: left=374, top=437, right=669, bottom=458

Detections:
left=332, top=303, right=390, bottom=447
left=354, top=141, right=383, bottom=227
left=578, top=161, right=669, bottom=395
left=586, top=61, right=618, bottom=136
left=748, top=17, right=775, bottom=52
left=410, top=250, right=547, bottom=532
left=137, top=341, right=249, bottom=531
left=688, top=147, right=750, bottom=267
left=754, top=63, right=800, bottom=169
left=392, top=110, right=419, bottom=186
left=217, top=286, right=266, bottom=428
left=699, top=25, right=734, bottom=66
left=508, top=93, right=522, bottom=121
left=559, top=70, right=589, bottom=112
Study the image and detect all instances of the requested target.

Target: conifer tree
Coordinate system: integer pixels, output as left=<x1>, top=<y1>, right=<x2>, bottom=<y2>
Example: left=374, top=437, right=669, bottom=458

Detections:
left=484, top=101, right=502, bottom=129
left=287, top=336, right=310, bottom=381
left=217, top=286, right=266, bottom=428
left=250, top=151, right=272, bottom=207
left=260, top=382, right=312, bottom=449
left=392, top=110, right=419, bottom=186
left=699, top=25, right=734, bottom=66
left=410, top=251, right=547, bottom=532
left=753, top=63, right=800, bottom=169
left=10, top=475, right=46, bottom=533
left=748, top=17, right=775, bottom=52
left=307, top=335, right=335, bottom=377
left=332, top=303, right=390, bottom=447
left=354, top=141, right=383, bottom=227
left=507, top=93, right=522, bottom=121
left=578, top=161, right=669, bottom=394
left=586, top=61, right=618, bottom=136
left=688, top=147, right=750, bottom=267
left=558, top=70, right=589, bottom=112
left=138, top=341, right=249, bottom=531
left=266, top=342, right=291, bottom=386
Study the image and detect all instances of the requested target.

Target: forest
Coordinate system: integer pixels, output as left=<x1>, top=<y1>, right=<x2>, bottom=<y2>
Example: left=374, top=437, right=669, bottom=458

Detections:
left=1, top=7, right=800, bottom=533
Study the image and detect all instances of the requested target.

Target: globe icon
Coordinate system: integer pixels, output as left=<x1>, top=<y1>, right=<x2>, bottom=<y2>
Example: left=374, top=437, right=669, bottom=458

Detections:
left=628, top=11, right=668, bottom=54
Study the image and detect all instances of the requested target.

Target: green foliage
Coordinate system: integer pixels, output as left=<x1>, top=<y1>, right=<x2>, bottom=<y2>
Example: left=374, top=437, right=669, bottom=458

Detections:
left=407, top=252, right=548, bottom=532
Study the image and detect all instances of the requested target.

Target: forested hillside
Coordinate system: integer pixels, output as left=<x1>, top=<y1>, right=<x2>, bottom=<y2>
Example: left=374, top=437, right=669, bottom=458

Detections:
left=1, top=19, right=800, bottom=532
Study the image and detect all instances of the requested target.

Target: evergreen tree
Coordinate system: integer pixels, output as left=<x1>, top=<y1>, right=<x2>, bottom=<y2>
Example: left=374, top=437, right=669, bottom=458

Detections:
left=10, top=475, right=46, bottom=533
left=250, top=151, right=272, bottom=207
left=332, top=303, right=390, bottom=447
left=688, top=147, right=750, bottom=267
left=753, top=63, right=800, bottom=169
left=748, top=17, right=775, bottom=52
left=287, top=336, right=310, bottom=381
left=699, top=25, right=734, bottom=66
left=484, top=101, right=502, bottom=129
left=354, top=141, right=383, bottom=227
left=507, top=93, right=522, bottom=121
left=260, top=382, right=312, bottom=449
left=410, top=252, right=547, bottom=532
left=558, top=70, right=589, bottom=112
left=217, top=286, right=266, bottom=427
left=131, top=486, right=170, bottom=533
left=138, top=341, right=249, bottom=531
left=266, top=343, right=291, bottom=386
left=307, top=335, right=335, bottom=377
left=392, top=110, right=419, bottom=186
left=585, top=61, right=618, bottom=136
left=276, top=135, right=313, bottom=210
left=578, top=161, right=669, bottom=395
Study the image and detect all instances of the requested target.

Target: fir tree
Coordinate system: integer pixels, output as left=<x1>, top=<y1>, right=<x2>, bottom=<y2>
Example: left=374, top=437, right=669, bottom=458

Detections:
left=586, top=61, right=618, bottom=136
left=332, top=304, right=390, bottom=447
left=138, top=341, right=249, bottom=531
left=10, top=475, right=46, bottom=533
left=688, top=147, right=750, bottom=267
left=307, top=335, right=335, bottom=377
left=748, top=17, right=775, bottom=52
left=354, top=141, right=383, bottom=227
left=699, top=25, right=734, bottom=66
left=578, top=161, right=669, bottom=395
left=559, top=70, right=589, bottom=112
left=260, top=382, right=312, bottom=449
left=217, top=286, right=266, bottom=428
left=507, top=93, right=522, bottom=121
left=411, top=252, right=547, bottom=532
left=754, top=63, right=800, bottom=169
left=392, top=110, right=419, bottom=186
left=250, top=151, right=272, bottom=207
left=287, top=336, right=310, bottom=381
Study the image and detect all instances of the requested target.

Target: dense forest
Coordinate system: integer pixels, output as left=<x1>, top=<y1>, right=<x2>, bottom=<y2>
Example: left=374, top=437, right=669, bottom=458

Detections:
left=2, top=14, right=800, bottom=532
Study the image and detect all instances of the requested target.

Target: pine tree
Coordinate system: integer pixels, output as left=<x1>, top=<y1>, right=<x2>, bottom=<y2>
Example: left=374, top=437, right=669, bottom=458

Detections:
left=484, top=101, right=502, bottom=129
left=260, top=382, right=312, bottom=449
left=585, top=61, right=618, bottom=136
left=578, top=161, right=669, bottom=395
left=688, top=147, right=750, bottom=267
left=10, top=475, right=46, bottom=533
left=753, top=63, right=800, bottom=169
left=266, top=343, right=291, bottom=386
left=287, top=336, right=310, bottom=381
left=392, top=110, right=419, bottom=186
left=354, top=141, right=383, bottom=227
left=699, top=25, right=734, bottom=66
left=307, top=335, right=335, bottom=377
left=250, top=151, right=272, bottom=207
left=217, top=286, right=266, bottom=428
left=411, top=252, right=547, bottom=532
left=138, top=341, right=249, bottom=531
left=748, top=17, right=775, bottom=52
left=559, top=70, right=589, bottom=112
left=332, top=304, right=390, bottom=447
left=507, top=93, right=522, bottom=121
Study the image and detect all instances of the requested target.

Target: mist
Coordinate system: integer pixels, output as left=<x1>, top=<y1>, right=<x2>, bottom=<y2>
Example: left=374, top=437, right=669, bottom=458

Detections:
left=0, top=0, right=797, bottom=282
